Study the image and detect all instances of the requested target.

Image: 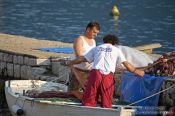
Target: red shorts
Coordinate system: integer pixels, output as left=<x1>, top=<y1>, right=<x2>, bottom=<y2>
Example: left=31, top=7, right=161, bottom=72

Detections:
left=82, top=69, right=115, bottom=108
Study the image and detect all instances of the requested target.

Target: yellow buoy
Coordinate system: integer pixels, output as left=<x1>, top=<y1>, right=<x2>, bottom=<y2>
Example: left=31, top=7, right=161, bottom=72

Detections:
left=111, top=5, right=120, bottom=16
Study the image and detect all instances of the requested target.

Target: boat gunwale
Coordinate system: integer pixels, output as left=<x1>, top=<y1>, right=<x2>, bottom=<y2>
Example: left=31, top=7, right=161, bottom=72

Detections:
left=5, top=80, right=136, bottom=112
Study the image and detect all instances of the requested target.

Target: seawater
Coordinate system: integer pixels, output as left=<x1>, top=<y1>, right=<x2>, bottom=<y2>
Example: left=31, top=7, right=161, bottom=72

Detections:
left=0, top=0, right=175, bottom=54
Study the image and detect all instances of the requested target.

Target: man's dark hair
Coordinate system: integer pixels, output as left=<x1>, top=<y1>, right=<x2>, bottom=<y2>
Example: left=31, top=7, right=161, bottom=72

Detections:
left=86, top=21, right=100, bottom=31
left=103, top=34, right=119, bottom=45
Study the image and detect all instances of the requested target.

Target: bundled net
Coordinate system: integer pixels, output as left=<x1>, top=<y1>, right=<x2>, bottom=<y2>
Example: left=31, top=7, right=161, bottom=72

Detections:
left=26, top=90, right=75, bottom=98
left=144, top=51, right=175, bottom=76
left=26, top=89, right=83, bottom=100
left=25, top=81, right=83, bottom=99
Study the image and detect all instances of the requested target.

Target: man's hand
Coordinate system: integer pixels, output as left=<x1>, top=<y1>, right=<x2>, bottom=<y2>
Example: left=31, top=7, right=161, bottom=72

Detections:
left=133, top=69, right=145, bottom=77
left=139, top=70, right=145, bottom=77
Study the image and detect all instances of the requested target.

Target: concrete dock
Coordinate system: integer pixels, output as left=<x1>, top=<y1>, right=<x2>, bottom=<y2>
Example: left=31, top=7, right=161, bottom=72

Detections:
left=0, top=33, right=73, bottom=58
left=0, top=33, right=73, bottom=81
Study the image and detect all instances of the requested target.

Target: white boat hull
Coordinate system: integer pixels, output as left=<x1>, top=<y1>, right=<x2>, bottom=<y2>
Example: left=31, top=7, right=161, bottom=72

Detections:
left=5, top=80, right=135, bottom=116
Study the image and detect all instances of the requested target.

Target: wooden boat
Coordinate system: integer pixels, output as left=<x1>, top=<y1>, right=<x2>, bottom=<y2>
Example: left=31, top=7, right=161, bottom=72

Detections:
left=5, top=80, right=136, bottom=116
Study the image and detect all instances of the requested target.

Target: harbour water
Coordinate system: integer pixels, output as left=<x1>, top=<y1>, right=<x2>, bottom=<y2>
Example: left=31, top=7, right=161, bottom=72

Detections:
left=0, top=0, right=175, bottom=54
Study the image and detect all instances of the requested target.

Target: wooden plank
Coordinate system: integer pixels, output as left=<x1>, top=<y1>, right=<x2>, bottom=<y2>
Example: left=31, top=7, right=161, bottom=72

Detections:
left=134, top=43, right=161, bottom=54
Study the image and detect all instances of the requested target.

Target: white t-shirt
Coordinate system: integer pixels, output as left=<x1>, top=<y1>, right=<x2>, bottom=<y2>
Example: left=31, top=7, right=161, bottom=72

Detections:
left=85, top=43, right=126, bottom=74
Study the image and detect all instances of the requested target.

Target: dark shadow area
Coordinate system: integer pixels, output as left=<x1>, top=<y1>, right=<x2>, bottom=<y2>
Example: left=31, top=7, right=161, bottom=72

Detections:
left=0, top=76, right=13, bottom=116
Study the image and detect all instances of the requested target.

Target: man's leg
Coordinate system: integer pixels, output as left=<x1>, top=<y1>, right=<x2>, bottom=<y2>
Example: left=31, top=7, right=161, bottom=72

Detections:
left=100, top=73, right=115, bottom=108
left=82, top=70, right=102, bottom=107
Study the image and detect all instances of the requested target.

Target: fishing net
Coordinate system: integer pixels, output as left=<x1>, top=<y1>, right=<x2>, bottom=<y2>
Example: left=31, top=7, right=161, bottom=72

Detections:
left=26, top=90, right=75, bottom=98
left=144, top=51, right=175, bottom=76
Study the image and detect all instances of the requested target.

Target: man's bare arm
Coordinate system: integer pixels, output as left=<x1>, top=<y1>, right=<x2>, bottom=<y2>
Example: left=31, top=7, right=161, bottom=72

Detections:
left=74, top=37, right=84, bottom=57
left=66, top=56, right=87, bottom=66
left=122, top=61, right=145, bottom=77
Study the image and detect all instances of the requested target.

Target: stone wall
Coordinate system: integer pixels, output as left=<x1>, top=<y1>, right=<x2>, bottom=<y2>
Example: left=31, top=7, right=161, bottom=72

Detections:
left=0, top=51, right=70, bottom=84
left=51, top=57, right=71, bottom=83
left=0, top=51, right=34, bottom=79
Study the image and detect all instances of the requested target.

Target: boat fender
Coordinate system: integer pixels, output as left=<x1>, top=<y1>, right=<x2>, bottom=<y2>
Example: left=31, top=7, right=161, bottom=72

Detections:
left=12, top=105, right=24, bottom=115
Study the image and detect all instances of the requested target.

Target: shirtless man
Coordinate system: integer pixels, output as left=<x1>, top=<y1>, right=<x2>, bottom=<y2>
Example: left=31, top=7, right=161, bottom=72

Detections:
left=69, top=21, right=100, bottom=91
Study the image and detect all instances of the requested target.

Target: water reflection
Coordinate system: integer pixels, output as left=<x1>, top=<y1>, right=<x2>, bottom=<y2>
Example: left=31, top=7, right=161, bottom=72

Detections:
left=112, top=15, right=120, bottom=33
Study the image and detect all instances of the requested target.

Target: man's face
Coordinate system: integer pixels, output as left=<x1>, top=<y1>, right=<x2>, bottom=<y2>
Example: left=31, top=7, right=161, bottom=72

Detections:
left=87, top=27, right=100, bottom=39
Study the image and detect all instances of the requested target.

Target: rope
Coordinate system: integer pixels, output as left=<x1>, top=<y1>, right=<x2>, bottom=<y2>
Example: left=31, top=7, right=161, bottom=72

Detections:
left=127, top=84, right=175, bottom=106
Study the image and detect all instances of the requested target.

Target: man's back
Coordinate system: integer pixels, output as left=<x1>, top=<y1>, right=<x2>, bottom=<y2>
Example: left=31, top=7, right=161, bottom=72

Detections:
left=85, top=43, right=126, bottom=74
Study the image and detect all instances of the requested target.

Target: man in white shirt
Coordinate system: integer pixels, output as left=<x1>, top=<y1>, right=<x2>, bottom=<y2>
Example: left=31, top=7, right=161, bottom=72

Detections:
left=64, top=34, right=144, bottom=108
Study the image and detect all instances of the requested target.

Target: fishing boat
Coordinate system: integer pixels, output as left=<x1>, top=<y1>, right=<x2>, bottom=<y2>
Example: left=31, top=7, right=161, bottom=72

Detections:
left=5, top=80, right=136, bottom=116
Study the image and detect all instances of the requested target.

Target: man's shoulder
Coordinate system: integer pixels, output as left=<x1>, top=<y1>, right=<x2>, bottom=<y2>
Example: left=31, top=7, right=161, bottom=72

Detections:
left=74, top=36, right=83, bottom=43
left=75, top=36, right=82, bottom=40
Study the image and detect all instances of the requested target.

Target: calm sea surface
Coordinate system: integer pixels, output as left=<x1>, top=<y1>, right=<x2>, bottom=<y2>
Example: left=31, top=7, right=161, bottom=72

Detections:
left=0, top=0, right=175, bottom=54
